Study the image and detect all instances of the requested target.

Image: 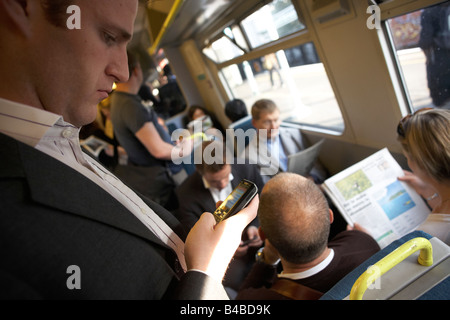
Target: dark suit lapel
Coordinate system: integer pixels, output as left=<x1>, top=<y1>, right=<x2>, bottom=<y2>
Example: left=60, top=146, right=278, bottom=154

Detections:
left=9, top=136, right=170, bottom=248
left=192, top=172, right=216, bottom=213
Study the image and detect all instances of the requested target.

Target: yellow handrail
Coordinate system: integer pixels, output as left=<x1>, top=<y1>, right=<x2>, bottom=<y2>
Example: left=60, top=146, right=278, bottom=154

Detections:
left=149, top=0, right=184, bottom=55
left=350, top=237, right=433, bottom=300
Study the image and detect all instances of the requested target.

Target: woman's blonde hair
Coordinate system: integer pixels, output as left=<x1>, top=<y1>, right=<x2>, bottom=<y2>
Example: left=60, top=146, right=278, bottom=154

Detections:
left=397, top=108, right=450, bottom=183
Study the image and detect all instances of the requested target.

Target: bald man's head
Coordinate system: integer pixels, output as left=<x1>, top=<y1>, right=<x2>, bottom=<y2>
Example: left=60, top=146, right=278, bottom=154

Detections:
left=258, top=173, right=331, bottom=264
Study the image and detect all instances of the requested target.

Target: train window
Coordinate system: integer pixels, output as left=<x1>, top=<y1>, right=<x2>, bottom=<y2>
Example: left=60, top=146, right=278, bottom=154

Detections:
left=203, top=35, right=245, bottom=64
left=220, top=42, right=345, bottom=132
left=386, top=2, right=450, bottom=111
left=240, top=0, right=306, bottom=49
left=203, top=0, right=305, bottom=63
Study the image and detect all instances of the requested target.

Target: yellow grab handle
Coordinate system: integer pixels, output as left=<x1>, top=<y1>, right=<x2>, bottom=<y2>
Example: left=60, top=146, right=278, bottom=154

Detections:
left=350, top=237, right=433, bottom=300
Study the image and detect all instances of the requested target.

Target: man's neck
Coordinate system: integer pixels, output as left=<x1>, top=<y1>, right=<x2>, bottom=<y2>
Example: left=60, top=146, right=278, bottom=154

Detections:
left=281, top=247, right=332, bottom=274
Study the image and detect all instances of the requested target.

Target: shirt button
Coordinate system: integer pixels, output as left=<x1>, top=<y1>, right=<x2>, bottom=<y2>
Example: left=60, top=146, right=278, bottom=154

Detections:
left=62, top=129, right=74, bottom=139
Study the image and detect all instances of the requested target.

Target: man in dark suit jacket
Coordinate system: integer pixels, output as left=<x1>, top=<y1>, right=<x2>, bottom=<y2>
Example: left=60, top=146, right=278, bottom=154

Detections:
left=0, top=0, right=257, bottom=299
left=0, top=133, right=221, bottom=299
left=176, top=141, right=264, bottom=232
left=175, top=141, right=265, bottom=291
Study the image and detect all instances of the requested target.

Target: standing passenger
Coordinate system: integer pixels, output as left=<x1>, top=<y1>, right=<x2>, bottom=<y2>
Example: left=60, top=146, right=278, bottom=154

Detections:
left=0, top=0, right=257, bottom=299
left=110, top=50, right=188, bottom=208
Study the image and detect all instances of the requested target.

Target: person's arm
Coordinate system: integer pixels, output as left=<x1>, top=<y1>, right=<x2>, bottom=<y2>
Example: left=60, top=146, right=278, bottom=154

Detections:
left=184, top=195, right=259, bottom=282
left=398, top=170, right=440, bottom=209
left=238, top=239, right=279, bottom=292
left=135, top=122, right=175, bottom=160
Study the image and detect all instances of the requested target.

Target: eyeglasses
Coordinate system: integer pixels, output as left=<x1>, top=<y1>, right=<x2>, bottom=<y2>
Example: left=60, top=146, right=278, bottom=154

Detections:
left=397, top=107, right=433, bottom=138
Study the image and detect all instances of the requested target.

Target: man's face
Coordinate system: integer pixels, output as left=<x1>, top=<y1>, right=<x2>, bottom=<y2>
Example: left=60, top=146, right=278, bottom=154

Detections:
left=202, top=165, right=232, bottom=191
left=30, top=0, right=137, bottom=127
left=252, top=109, right=281, bottom=140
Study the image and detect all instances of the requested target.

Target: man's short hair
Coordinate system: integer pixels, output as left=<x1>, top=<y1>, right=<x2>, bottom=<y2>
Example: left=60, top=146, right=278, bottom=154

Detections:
left=258, top=173, right=330, bottom=264
left=251, top=99, right=278, bottom=120
left=195, top=141, right=228, bottom=174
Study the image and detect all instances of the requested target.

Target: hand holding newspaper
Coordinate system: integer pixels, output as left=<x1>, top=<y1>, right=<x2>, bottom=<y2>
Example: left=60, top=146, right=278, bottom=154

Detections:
left=322, top=148, right=430, bottom=248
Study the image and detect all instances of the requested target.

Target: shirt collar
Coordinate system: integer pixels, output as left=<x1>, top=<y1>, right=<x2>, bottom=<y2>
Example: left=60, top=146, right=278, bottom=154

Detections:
left=0, top=97, right=64, bottom=147
left=279, top=249, right=335, bottom=280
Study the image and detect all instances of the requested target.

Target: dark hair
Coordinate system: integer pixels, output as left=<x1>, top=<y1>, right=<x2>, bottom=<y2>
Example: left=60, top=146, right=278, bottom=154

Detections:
left=187, top=105, right=210, bottom=121
left=225, top=99, right=248, bottom=122
left=127, top=50, right=140, bottom=79
left=195, top=141, right=228, bottom=174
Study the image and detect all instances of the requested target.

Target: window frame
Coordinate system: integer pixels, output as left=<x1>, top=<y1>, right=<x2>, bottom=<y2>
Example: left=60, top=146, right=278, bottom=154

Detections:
left=379, top=0, right=446, bottom=114
left=201, top=0, right=346, bottom=135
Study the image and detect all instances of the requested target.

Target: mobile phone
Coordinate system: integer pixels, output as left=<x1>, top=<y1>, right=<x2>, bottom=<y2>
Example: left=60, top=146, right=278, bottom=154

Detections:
left=213, top=179, right=258, bottom=223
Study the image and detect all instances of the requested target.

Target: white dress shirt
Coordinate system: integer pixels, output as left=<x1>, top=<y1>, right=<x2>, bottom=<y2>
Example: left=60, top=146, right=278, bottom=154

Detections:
left=202, top=173, right=234, bottom=204
left=278, top=249, right=335, bottom=280
left=0, top=98, right=186, bottom=271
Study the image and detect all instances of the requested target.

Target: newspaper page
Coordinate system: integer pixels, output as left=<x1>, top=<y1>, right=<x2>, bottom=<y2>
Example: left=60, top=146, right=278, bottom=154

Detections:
left=323, top=148, right=430, bottom=248
left=80, top=136, right=109, bottom=157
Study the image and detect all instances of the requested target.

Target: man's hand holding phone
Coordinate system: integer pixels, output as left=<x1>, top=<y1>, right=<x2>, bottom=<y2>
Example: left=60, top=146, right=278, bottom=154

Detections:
left=184, top=194, right=259, bottom=283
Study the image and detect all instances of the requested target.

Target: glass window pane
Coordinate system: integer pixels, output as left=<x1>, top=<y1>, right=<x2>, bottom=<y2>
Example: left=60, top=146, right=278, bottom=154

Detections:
left=220, top=42, right=344, bottom=132
left=241, top=0, right=306, bottom=49
left=231, top=26, right=249, bottom=52
left=203, top=36, right=244, bottom=63
left=387, top=2, right=450, bottom=111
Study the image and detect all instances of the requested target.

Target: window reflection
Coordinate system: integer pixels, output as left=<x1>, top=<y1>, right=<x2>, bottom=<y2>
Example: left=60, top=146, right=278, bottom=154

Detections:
left=241, top=0, right=305, bottom=48
left=203, top=36, right=244, bottom=63
left=221, top=43, right=344, bottom=132
left=387, top=2, right=450, bottom=111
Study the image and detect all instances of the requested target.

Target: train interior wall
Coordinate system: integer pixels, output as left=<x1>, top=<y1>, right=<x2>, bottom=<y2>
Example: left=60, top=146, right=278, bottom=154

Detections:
left=159, top=0, right=437, bottom=175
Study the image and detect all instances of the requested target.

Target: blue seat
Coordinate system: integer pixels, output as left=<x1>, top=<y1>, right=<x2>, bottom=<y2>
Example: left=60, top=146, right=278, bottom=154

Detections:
left=228, top=115, right=255, bottom=154
left=228, top=115, right=254, bottom=132
left=165, top=110, right=188, bottom=135
left=321, top=231, right=450, bottom=300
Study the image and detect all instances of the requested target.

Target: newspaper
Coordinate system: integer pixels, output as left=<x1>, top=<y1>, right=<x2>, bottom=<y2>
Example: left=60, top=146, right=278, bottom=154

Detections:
left=80, top=135, right=109, bottom=157
left=322, top=148, right=430, bottom=248
left=288, top=138, right=324, bottom=176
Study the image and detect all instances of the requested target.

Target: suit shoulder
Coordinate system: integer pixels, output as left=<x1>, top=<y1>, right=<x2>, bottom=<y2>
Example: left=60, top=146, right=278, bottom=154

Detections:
left=176, top=172, right=203, bottom=194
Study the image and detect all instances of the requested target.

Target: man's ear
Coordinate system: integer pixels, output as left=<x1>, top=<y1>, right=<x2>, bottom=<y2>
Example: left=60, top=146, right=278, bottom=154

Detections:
left=131, top=66, right=140, bottom=78
left=1, top=0, right=32, bottom=37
